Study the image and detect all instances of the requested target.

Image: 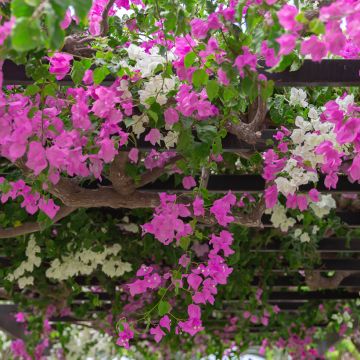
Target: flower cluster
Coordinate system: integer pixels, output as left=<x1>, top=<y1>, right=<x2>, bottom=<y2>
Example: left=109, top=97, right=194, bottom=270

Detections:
left=46, top=243, right=131, bottom=280
left=263, top=90, right=360, bottom=235
left=7, top=236, right=41, bottom=289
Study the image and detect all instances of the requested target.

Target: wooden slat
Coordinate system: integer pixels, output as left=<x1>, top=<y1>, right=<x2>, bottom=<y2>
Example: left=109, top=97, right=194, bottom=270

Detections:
left=140, top=174, right=360, bottom=193
left=3, top=60, right=360, bottom=87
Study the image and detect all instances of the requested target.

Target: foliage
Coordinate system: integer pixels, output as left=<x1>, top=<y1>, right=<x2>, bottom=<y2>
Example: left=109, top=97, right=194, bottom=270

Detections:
left=0, top=0, right=359, bottom=358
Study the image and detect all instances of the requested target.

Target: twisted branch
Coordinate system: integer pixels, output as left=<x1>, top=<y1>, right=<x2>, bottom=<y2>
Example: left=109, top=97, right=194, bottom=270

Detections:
left=0, top=206, right=77, bottom=239
left=100, top=0, right=116, bottom=36
left=305, top=270, right=360, bottom=290
left=225, top=96, right=267, bottom=145
left=63, top=35, right=96, bottom=58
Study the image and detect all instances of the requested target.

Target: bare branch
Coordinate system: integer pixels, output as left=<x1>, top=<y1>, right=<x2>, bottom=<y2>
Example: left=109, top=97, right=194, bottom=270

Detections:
left=49, top=177, right=160, bottom=209
left=15, top=158, right=160, bottom=209
left=225, top=96, right=267, bottom=145
left=200, top=165, right=210, bottom=189
left=100, top=0, right=116, bottom=36
left=109, top=152, right=136, bottom=195
left=232, top=198, right=266, bottom=227
left=63, top=35, right=96, bottom=58
left=0, top=206, right=77, bottom=239
left=305, top=270, right=360, bottom=290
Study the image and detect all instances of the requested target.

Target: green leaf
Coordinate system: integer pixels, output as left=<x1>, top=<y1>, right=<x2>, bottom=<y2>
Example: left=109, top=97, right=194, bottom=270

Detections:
left=93, top=66, right=110, bottom=84
left=184, top=52, right=197, bottom=68
left=72, top=0, right=92, bottom=22
left=24, top=84, right=40, bottom=96
left=11, top=18, right=42, bottom=52
left=71, top=61, right=86, bottom=85
left=164, top=12, right=177, bottom=32
left=192, top=69, right=208, bottom=88
left=43, top=83, right=57, bottom=97
left=260, top=80, right=274, bottom=100
left=11, top=0, right=34, bottom=17
left=158, top=301, right=171, bottom=316
left=309, top=19, right=325, bottom=35
left=158, top=287, right=167, bottom=296
left=180, top=236, right=190, bottom=251
left=148, top=110, right=159, bottom=123
left=196, top=124, right=217, bottom=144
left=222, top=85, right=237, bottom=102
left=206, top=80, right=219, bottom=101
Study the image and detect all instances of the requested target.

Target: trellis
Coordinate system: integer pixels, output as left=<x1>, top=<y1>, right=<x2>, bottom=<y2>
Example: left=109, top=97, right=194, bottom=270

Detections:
left=1, top=59, right=360, bottom=346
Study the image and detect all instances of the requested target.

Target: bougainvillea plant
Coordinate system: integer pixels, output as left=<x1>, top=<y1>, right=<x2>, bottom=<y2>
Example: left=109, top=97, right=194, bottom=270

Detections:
left=0, top=0, right=360, bottom=358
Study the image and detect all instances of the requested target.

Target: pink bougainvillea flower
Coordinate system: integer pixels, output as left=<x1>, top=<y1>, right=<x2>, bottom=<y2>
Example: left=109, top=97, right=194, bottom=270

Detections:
left=336, top=117, right=360, bottom=144
left=301, top=36, right=327, bottom=62
left=128, top=279, right=147, bottom=297
left=159, top=315, right=171, bottom=332
left=261, top=41, right=280, bottom=67
left=296, top=195, right=308, bottom=211
left=26, top=142, right=47, bottom=175
left=243, top=311, right=251, bottom=319
left=193, top=196, right=205, bottom=216
left=11, top=339, right=31, bottom=360
left=38, top=198, right=59, bottom=219
left=187, top=273, right=203, bottom=291
left=217, top=68, right=230, bottom=85
left=128, top=148, right=139, bottom=164
left=144, top=272, right=162, bottom=289
left=0, top=17, right=14, bottom=46
left=142, top=193, right=192, bottom=245
left=60, top=9, right=72, bottom=29
left=210, top=191, right=236, bottom=226
left=150, top=325, right=165, bottom=343
left=136, top=264, right=153, bottom=277
left=209, top=230, right=234, bottom=257
left=192, top=241, right=209, bottom=257
left=265, top=184, right=278, bottom=209
left=145, top=129, right=161, bottom=146
left=324, top=21, right=346, bottom=55
left=309, top=188, right=320, bottom=202
left=277, top=5, right=302, bottom=32
left=98, top=138, right=117, bottom=163
left=276, top=33, right=297, bottom=56
left=179, top=254, right=190, bottom=267
left=179, top=304, right=204, bottom=336
left=15, top=312, right=26, bottom=323
left=182, top=176, right=196, bottom=190
left=48, top=53, right=73, bottom=80
left=190, top=18, right=209, bottom=39
left=234, top=47, right=257, bottom=78
left=117, top=323, right=134, bottom=349
left=164, top=108, right=179, bottom=126
left=349, top=154, right=360, bottom=181
left=83, top=69, right=94, bottom=85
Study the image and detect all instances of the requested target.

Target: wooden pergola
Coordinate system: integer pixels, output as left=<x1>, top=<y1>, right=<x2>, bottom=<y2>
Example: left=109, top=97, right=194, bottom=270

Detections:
left=1, top=59, right=360, bottom=354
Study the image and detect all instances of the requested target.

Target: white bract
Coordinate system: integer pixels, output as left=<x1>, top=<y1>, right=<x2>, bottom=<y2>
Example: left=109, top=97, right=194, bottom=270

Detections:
left=139, top=75, right=176, bottom=108
left=7, top=236, right=41, bottom=289
left=289, top=88, right=308, bottom=108
left=45, top=244, right=131, bottom=281
left=126, top=44, right=175, bottom=78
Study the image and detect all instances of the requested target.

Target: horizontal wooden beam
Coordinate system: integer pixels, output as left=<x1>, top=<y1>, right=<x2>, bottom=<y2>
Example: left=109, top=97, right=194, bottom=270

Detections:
left=258, top=60, right=360, bottom=87
left=252, top=273, right=360, bottom=287
left=253, top=238, right=360, bottom=253
left=3, top=60, right=360, bottom=87
left=140, top=174, right=360, bottom=193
